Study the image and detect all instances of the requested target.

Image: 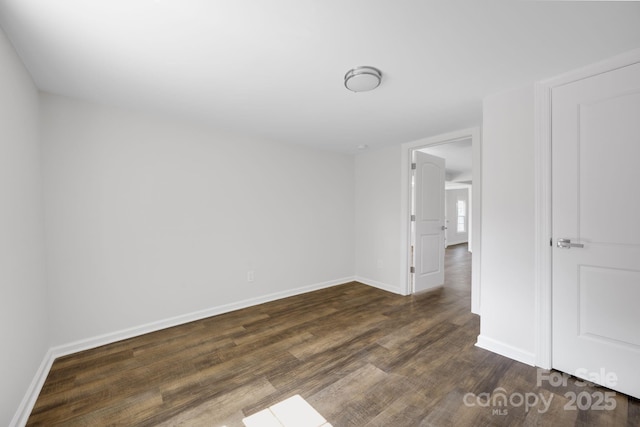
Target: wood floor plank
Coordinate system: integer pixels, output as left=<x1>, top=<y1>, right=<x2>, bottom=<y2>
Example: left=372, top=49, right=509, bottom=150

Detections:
left=307, top=363, right=402, bottom=425
left=153, top=377, right=277, bottom=427
left=27, top=244, right=638, bottom=426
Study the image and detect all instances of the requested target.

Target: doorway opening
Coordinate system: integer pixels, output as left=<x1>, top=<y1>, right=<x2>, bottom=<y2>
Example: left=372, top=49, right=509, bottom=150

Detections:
left=400, top=128, right=481, bottom=314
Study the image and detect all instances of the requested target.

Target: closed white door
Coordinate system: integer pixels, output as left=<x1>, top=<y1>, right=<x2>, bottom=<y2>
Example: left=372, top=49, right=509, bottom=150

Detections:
left=552, top=61, right=640, bottom=399
left=413, top=151, right=445, bottom=292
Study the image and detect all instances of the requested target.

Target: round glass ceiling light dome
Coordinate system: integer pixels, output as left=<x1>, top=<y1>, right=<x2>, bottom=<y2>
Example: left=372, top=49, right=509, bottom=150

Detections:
left=344, top=66, right=382, bottom=92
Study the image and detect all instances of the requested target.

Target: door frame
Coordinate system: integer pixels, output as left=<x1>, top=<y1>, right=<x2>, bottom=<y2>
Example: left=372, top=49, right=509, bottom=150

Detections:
left=533, top=48, right=640, bottom=369
left=400, top=127, right=482, bottom=314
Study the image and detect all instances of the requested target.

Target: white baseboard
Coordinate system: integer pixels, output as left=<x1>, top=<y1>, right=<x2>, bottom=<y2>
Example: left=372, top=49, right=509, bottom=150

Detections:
left=53, top=276, right=357, bottom=358
left=10, top=348, right=55, bottom=427
left=475, top=334, right=536, bottom=367
left=354, top=276, right=402, bottom=295
left=11, top=276, right=355, bottom=426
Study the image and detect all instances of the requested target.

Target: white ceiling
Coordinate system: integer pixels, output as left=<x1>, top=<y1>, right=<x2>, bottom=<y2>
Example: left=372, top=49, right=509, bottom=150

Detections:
left=1, top=1, right=639, bottom=152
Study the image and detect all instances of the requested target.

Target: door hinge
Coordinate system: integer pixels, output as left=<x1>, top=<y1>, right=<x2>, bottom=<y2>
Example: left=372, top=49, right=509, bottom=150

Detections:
left=550, top=238, right=553, bottom=247
left=410, top=266, right=415, bottom=273
left=411, top=163, right=416, bottom=170
left=411, top=214, right=415, bottom=222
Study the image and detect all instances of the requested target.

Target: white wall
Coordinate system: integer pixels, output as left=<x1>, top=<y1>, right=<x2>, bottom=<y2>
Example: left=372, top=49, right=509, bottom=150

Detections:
left=0, top=28, right=48, bottom=426
left=445, top=188, right=469, bottom=246
left=477, top=84, right=536, bottom=365
left=354, top=145, right=403, bottom=293
left=41, top=94, right=355, bottom=347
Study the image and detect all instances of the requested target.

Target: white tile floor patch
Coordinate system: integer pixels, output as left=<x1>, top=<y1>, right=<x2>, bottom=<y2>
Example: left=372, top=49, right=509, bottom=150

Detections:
left=242, top=395, right=332, bottom=427
left=242, top=408, right=283, bottom=427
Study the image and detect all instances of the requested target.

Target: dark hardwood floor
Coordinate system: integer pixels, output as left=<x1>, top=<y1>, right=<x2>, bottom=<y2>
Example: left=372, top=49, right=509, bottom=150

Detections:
left=28, top=244, right=639, bottom=426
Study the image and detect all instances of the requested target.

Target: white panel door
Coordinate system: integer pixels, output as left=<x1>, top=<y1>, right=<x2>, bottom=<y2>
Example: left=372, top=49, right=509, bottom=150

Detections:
left=414, top=151, right=445, bottom=292
left=552, top=62, right=640, bottom=399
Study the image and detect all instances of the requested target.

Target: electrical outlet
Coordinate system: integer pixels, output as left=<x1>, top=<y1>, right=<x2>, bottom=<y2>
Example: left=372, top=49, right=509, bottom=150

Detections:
left=247, top=270, right=254, bottom=282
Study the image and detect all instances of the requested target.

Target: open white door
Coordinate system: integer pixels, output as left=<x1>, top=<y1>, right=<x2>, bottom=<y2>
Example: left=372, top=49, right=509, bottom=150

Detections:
left=552, top=61, right=640, bottom=398
left=413, top=151, right=445, bottom=293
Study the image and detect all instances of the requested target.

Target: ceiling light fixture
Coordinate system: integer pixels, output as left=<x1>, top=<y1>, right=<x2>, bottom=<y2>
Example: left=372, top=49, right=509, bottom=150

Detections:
left=344, top=66, right=382, bottom=92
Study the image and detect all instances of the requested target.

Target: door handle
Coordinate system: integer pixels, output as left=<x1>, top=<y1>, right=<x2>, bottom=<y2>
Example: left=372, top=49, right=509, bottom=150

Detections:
left=557, top=238, right=584, bottom=249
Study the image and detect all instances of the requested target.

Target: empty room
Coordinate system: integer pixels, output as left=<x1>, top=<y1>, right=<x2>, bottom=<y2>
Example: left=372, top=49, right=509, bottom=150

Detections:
left=2, top=1, right=639, bottom=426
